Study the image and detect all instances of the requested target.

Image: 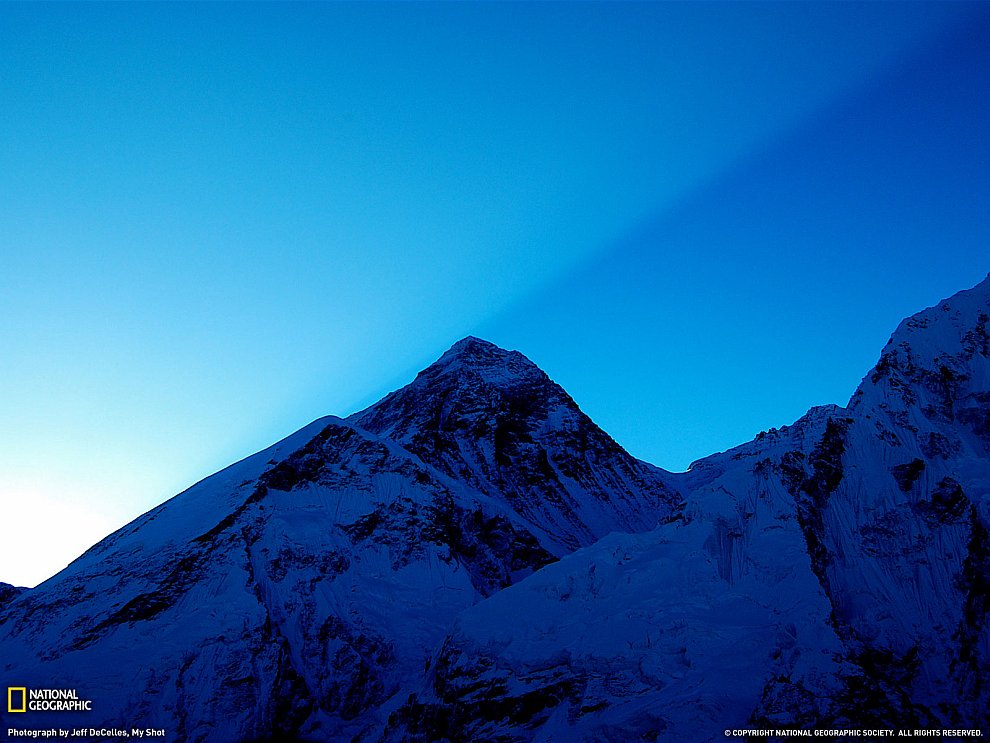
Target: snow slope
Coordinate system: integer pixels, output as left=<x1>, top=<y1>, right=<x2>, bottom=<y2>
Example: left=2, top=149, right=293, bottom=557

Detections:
left=1, top=278, right=988, bottom=742
left=381, top=277, right=990, bottom=741
left=0, top=340, right=680, bottom=741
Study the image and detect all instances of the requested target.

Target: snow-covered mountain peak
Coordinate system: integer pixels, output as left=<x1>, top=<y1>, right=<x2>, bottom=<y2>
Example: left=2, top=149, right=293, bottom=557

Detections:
left=869, top=273, right=990, bottom=374
left=438, top=335, right=526, bottom=363
left=415, top=336, right=546, bottom=389
left=849, top=276, right=990, bottom=460
left=349, top=337, right=681, bottom=553
left=349, top=336, right=577, bottom=450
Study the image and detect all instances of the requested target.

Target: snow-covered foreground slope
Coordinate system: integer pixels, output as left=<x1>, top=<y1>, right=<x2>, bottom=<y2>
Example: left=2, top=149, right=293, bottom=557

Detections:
left=380, top=278, right=990, bottom=741
left=379, top=409, right=848, bottom=742
left=1, top=279, right=987, bottom=742
left=0, top=340, right=679, bottom=741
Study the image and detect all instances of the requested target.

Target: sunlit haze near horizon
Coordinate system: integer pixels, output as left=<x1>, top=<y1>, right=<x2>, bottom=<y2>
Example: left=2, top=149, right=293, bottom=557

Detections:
left=2, top=2, right=989, bottom=587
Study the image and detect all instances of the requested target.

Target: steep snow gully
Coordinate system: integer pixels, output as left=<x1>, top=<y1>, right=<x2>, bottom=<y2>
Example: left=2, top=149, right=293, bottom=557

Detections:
left=2, top=277, right=989, bottom=742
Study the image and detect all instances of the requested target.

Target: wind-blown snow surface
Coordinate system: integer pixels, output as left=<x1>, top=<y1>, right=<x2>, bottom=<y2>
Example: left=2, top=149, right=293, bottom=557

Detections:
left=1, top=281, right=988, bottom=742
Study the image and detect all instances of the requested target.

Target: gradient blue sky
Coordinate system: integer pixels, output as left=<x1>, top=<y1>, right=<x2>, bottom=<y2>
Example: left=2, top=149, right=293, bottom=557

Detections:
left=2, top=2, right=988, bottom=587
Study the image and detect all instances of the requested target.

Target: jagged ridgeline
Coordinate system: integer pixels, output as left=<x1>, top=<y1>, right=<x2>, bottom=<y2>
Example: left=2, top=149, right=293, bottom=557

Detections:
left=1, top=277, right=988, bottom=742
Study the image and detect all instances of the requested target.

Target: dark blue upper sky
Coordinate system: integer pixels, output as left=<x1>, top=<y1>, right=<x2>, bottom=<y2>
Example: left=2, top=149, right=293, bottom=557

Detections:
left=480, top=8, right=990, bottom=469
left=1, top=2, right=987, bottom=586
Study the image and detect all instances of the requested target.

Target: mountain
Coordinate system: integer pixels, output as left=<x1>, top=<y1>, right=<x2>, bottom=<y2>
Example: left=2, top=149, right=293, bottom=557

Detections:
left=380, top=406, right=851, bottom=742
left=1, top=278, right=987, bottom=742
left=350, top=337, right=679, bottom=552
left=0, top=339, right=680, bottom=742
left=380, top=277, right=990, bottom=741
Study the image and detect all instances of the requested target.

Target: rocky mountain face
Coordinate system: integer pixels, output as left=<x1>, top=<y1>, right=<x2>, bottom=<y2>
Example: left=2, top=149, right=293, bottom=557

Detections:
left=379, top=279, right=990, bottom=741
left=0, top=582, right=26, bottom=609
left=350, top=337, right=678, bottom=553
left=1, top=279, right=988, bottom=742
left=0, top=338, right=680, bottom=742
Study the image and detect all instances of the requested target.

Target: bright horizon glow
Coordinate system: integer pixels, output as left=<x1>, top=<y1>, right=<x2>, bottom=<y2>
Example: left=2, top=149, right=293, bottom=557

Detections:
left=2, top=3, right=988, bottom=587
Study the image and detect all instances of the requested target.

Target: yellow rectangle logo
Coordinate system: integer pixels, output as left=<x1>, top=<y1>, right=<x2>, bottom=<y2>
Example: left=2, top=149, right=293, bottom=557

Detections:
left=7, top=686, right=27, bottom=713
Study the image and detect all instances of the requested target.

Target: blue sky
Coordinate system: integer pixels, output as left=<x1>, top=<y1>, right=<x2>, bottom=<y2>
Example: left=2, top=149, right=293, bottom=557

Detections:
left=1, top=2, right=987, bottom=587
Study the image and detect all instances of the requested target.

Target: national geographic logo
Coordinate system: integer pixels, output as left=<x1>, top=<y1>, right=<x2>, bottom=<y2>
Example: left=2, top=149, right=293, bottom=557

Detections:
left=7, top=687, right=26, bottom=713
left=7, top=687, right=93, bottom=712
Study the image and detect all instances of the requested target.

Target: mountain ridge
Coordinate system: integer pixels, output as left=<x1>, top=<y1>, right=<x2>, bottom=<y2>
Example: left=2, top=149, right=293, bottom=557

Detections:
left=2, top=276, right=988, bottom=741
left=0, top=327, right=682, bottom=741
